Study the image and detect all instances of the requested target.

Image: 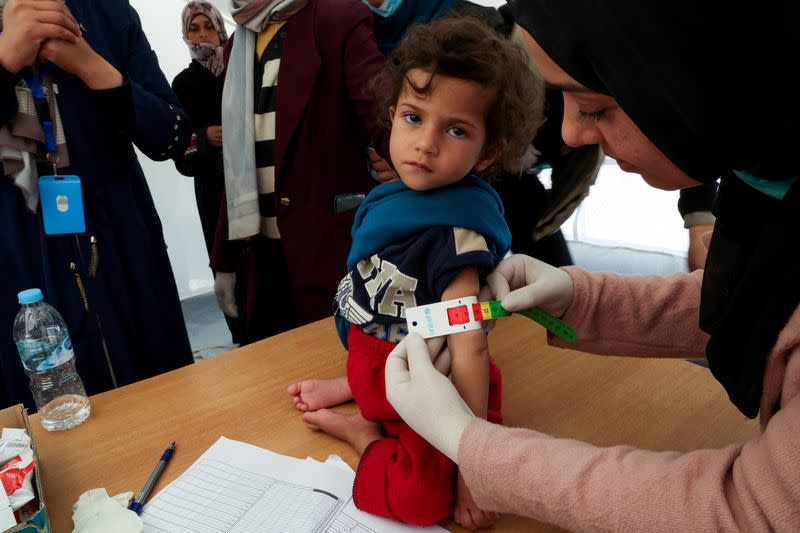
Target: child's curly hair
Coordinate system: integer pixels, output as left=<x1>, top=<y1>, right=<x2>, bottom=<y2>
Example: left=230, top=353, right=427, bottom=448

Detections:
left=376, top=16, right=545, bottom=174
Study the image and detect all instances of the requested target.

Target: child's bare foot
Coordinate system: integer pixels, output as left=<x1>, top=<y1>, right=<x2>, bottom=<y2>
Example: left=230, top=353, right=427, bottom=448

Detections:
left=454, top=472, right=498, bottom=530
left=302, top=409, right=382, bottom=455
left=287, top=376, right=353, bottom=411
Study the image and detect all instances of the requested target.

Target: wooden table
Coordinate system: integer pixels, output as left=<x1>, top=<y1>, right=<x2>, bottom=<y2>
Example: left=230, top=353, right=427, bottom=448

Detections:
left=30, top=316, right=758, bottom=533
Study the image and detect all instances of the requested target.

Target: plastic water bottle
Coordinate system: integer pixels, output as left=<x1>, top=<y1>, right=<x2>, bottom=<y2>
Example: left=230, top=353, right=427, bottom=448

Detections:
left=12, top=289, right=90, bottom=431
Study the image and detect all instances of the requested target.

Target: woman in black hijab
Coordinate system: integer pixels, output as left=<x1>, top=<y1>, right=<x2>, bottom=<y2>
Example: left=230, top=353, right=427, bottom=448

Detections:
left=382, top=1, right=800, bottom=530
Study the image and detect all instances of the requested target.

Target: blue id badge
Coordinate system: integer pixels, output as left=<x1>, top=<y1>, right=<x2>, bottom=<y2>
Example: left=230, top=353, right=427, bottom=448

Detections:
left=38, top=175, right=86, bottom=234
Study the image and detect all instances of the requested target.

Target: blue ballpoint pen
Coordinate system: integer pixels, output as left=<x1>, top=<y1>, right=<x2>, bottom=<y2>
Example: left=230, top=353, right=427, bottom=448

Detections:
left=127, top=442, right=176, bottom=515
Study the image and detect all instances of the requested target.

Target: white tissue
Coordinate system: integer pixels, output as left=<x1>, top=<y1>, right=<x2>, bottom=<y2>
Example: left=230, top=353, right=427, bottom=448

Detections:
left=71, top=489, right=142, bottom=533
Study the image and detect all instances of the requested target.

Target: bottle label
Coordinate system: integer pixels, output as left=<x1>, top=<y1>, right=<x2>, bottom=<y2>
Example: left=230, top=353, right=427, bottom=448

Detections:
left=36, top=336, right=74, bottom=371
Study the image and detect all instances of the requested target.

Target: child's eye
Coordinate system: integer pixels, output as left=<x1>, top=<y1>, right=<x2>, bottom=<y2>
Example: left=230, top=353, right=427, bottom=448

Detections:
left=402, top=113, right=421, bottom=125
left=447, top=126, right=466, bottom=138
left=577, top=109, right=606, bottom=124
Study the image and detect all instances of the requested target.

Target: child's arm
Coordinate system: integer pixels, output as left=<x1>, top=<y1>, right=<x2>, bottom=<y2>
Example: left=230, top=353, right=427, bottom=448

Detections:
left=442, top=266, right=490, bottom=419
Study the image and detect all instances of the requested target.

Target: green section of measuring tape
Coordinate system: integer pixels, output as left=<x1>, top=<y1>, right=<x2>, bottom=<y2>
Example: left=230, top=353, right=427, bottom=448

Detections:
left=485, top=300, right=578, bottom=343
left=487, top=300, right=512, bottom=318
left=517, top=306, right=578, bottom=343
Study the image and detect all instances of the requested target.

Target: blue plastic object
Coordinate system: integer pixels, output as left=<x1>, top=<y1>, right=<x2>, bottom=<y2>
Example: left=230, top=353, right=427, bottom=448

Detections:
left=17, top=288, right=44, bottom=305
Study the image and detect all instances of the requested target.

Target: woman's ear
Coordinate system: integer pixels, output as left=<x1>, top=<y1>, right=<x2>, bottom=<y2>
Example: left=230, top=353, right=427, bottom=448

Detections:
left=474, top=142, right=505, bottom=172
left=389, top=106, right=396, bottom=122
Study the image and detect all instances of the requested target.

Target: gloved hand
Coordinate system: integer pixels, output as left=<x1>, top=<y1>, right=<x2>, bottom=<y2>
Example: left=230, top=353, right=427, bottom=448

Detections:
left=487, top=254, right=574, bottom=318
left=385, top=334, right=474, bottom=463
left=214, top=272, right=238, bottom=318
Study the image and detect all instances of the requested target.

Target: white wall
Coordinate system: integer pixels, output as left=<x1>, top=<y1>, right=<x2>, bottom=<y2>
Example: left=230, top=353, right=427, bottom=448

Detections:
left=561, top=161, right=688, bottom=256
left=130, top=0, right=234, bottom=300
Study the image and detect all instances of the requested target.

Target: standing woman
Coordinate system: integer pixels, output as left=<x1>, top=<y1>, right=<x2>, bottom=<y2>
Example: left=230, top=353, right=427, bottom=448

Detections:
left=172, top=1, right=228, bottom=265
left=172, top=2, right=239, bottom=341
left=385, top=1, right=800, bottom=531
left=0, top=0, right=194, bottom=409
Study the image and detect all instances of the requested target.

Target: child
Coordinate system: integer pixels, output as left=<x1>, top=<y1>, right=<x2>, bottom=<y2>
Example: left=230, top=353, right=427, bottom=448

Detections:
left=297, top=17, right=543, bottom=528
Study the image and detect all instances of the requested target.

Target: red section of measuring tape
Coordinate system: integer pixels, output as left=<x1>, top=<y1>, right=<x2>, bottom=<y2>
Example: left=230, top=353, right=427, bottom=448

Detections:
left=472, top=303, right=483, bottom=321
left=447, top=305, right=470, bottom=325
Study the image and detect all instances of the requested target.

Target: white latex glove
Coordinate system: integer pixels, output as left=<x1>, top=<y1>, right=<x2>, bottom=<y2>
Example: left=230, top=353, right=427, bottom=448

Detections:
left=72, top=488, right=142, bottom=533
left=385, top=333, right=474, bottom=463
left=214, top=272, right=238, bottom=318
left=486, top=254, right=574, bottom=317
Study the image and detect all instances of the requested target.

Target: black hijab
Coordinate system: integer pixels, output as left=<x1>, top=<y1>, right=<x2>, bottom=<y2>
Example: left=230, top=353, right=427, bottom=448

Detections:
left=507, top=0, right=800, bottom=418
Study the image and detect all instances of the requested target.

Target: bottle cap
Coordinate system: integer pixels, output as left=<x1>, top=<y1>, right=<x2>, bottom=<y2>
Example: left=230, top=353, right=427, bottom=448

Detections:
left=18, top=289, right=44, bottom=305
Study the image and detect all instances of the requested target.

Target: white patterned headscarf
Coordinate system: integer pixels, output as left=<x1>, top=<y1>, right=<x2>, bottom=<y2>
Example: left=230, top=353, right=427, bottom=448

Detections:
left=182, top=1, right=229, bottom=77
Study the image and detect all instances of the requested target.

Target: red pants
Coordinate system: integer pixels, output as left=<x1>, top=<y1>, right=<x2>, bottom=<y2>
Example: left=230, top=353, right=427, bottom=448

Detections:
left=347, top=326, right=503, bottom=526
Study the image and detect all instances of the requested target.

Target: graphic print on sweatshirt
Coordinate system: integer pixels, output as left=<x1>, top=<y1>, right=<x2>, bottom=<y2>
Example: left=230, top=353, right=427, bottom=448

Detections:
left=335, top=226, right=499, bottom=343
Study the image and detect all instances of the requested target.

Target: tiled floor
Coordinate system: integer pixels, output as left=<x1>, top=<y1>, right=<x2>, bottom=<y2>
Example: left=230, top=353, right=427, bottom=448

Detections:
left=180, top=293, right=237, bottom=362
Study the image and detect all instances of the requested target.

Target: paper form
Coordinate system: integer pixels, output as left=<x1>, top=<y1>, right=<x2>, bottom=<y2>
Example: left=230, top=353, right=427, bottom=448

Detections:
left=141, top=437, right=445, bottom=533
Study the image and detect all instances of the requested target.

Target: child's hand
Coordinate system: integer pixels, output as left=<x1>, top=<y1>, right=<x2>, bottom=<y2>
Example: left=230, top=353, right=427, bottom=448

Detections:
left=367, top=148, right=400, bottom=183
left=454, top=472, right=498, bottom=530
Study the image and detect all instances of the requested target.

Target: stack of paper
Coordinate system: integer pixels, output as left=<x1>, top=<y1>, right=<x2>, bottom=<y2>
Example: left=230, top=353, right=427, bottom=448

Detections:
left=141, top=437, right=446, bottom=533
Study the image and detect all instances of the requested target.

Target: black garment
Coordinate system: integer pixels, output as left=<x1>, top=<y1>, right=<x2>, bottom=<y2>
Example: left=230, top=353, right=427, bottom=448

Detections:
left=449, top=0, right=512, bottom=34
left=678, top=182, right=718, bottom=222
left=172, top=60, right=225, bottom=256
left=508, top=0, right=800, bottom=417
left=491, top=173, right=574, bottom=267
left=449, top=0, right=582, bottom=266
left=702, top=177, right=800, bottom=417
left=235, top=235, right=297, bottom=345
left=172, top=61, right=241, bottom=343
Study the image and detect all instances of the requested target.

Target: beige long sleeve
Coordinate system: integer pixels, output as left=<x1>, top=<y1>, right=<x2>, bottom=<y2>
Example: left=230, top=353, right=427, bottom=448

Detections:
left=459, top=388, right=799, bottom=532
left=457, top=269, right=800, bottom=531
left=550, top=268, right=709, bottom=358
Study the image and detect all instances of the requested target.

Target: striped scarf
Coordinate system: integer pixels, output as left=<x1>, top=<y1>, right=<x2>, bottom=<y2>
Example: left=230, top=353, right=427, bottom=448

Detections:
left=222, top=0, right=308, bottom=239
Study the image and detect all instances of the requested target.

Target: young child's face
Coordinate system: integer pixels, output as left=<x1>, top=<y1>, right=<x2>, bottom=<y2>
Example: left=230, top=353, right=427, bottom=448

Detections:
left=389, top=69, right=496, bottom=191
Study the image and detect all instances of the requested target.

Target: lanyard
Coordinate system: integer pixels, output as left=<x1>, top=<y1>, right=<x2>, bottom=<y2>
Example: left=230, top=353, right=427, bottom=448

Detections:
left=24, top=63, right=59, bottom=173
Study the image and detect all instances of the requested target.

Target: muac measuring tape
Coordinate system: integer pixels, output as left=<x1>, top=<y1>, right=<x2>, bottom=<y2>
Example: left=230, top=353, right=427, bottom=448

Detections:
left=406, top=296, right=578, bottom=343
